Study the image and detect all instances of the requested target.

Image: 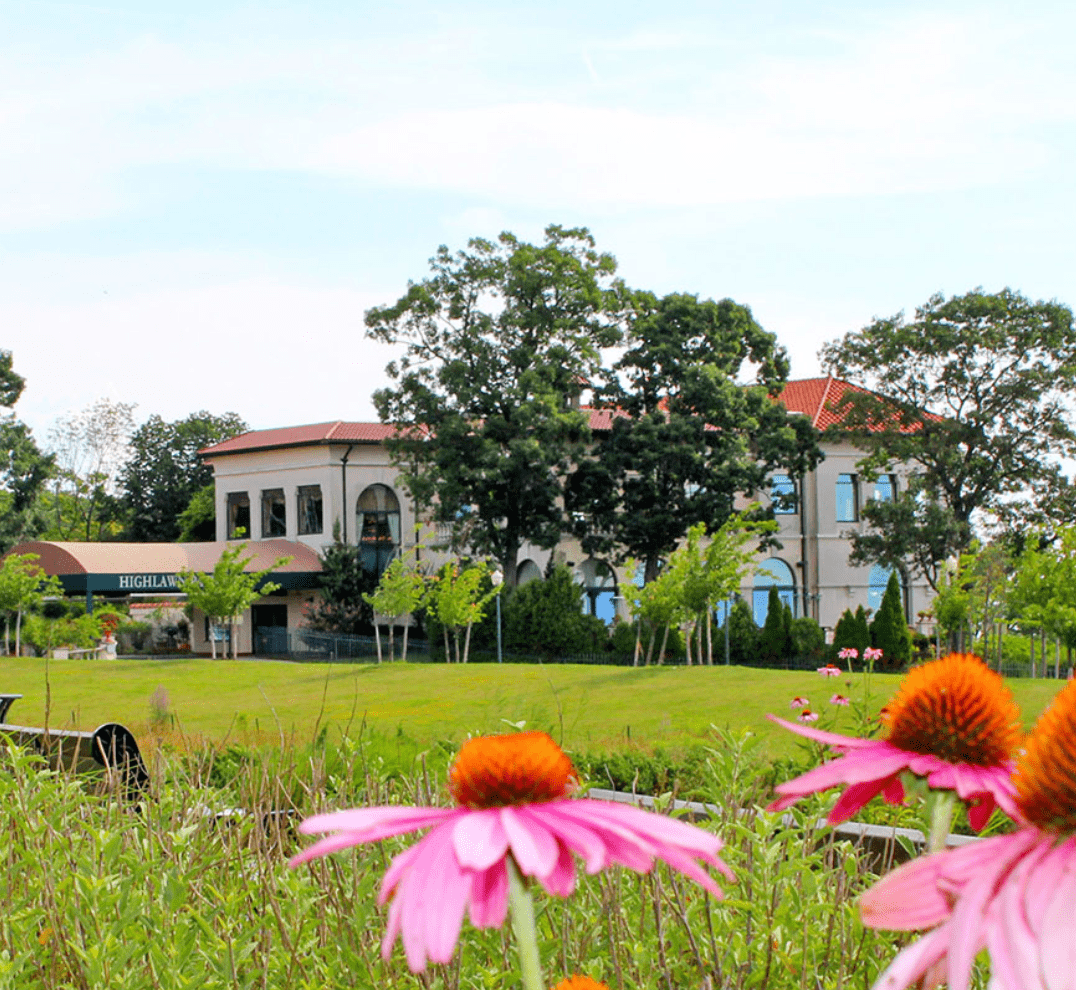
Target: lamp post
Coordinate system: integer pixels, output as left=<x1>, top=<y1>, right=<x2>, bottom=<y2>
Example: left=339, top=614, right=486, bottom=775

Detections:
left=491, top=567, right=504, bottom=663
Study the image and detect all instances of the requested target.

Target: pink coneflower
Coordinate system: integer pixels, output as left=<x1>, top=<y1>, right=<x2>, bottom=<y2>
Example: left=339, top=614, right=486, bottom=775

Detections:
left=818, top=664, right=841, bottom=677
left=767, top=654, right=1021, bottom=831
left=797, top=709, right=819, bottom=723
left=863, top=646, right=884, bottom=663
left=790, top=696, right=809, bottom=709
left=290, top=731, right=731, bottom=973
left=860, top=677, right=1076, bottom=990
left=838, top=647, right=859, bottom=660
left=830, top=694, right=850, bottom=707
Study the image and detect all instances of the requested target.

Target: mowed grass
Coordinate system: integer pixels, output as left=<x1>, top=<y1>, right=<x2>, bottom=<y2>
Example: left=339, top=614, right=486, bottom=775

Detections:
left=0, top=657, right=1065, bottom=760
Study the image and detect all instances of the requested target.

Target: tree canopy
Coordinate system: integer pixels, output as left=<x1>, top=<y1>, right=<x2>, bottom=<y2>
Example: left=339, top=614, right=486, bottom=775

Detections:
left=567, top=291, right=821, bottom=581
left=366, top=225, right=627, bottom=586
left=122, top=411, right=247, bottom=542
left=0, top=350, right=53, bottom=551
left=821, top=288, right=1076, bottom=587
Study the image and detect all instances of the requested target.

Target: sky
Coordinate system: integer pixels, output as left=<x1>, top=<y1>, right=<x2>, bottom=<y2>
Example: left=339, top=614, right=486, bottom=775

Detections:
left=5, top=0, right=1076, bottom=444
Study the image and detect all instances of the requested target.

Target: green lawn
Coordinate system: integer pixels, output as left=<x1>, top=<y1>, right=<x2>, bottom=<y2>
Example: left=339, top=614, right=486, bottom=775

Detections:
left=0, top=657, right=1064, bottom=759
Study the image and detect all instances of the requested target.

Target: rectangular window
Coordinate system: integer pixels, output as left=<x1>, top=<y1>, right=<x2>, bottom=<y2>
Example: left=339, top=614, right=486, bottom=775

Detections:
left=297, top=485, right=323, bottom=535
left=835, top=473, right=859, bottom=522
left=771, top=473, right=797, bottom=515
left=873, top=473, right=896, bottom=503
left=261, top=488, right=287, bottom=537
left=226, top=492, right=250, bottom=539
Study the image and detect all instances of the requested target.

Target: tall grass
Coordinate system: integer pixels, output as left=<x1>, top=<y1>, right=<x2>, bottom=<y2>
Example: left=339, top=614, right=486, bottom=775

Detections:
left=0, top=729, right=989, bottom=990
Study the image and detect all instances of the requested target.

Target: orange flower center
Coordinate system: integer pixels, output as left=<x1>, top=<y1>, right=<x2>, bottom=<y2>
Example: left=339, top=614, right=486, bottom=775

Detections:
left=881, top=653, right=1021, bottom=767
left=551, top=978, right=610, bottom=990
left=449, top=731, right=575, bottom=809
left=1015, top=679, right=1076, bottom=834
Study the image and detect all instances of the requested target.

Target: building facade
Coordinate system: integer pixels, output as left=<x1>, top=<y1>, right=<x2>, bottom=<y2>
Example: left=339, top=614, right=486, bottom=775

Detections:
left=199, top=377, right=935, bottom=643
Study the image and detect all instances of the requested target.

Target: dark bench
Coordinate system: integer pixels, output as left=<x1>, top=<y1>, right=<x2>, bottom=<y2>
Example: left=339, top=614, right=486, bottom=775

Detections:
left=0, top=695, right=149, bottom=796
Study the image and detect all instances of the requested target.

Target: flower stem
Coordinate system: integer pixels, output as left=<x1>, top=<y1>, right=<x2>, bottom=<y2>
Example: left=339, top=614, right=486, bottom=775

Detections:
left=506, top=856, right=544, bottom=990
left=927, top=791, right=956, bottom=854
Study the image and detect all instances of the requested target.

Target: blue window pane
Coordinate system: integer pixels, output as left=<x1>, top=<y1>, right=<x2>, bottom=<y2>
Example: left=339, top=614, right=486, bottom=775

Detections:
left=874, top=474, right=895, bottom=503
left=771, top=473, right=797, bottom=515
left=836, top=474, right=858, bottom=522
left=594, top=591, right=616, bottom=625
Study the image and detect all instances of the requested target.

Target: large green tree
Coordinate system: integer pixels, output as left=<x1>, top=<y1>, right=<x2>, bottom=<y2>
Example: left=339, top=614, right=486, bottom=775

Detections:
left=366, top=225, right=627, bottom=586
left=567, top=292, right=821, bottom=581
left=0, top=350, right=53, bottom=550
left=121, top=411, right=247, bottom=542
left=821, top=288, right=1076, bottom=589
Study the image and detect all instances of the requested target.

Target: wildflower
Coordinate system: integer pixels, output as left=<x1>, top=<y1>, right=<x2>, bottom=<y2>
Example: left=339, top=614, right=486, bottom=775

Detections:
left=767, top=654, right=1021, bottom=830
left=290, top=731, right=731, bottom=973
left=860, top=677, right=1076, bottom=990
left=863, top=647, right=884, bottom=662
left=818, top=664, right=841, bottom=677
left=790, top=696, right=809, bottom=709
left=798, top=709, right=819, bottom=723
left=830, top=694, right=850, bottom=707
left=838, top=647, right=859, bottom=660
left=552, top=978, right=608, bottom=990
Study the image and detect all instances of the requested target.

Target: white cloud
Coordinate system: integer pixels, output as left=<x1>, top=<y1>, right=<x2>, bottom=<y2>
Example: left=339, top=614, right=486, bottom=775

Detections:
left=7, top=271, right=400, bottom=438
left=0, top=7, right=1072, bottom=228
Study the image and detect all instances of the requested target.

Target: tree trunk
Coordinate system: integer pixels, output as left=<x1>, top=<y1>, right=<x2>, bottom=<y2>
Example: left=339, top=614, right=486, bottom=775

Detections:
left=684, top=622, right=692, bottom=666
left=15, top=609, right=22, bottom=658
left=1029, top=633, right=1035, bottom=678
left=706, top=608, right=713, bottom=666
left=633, top=622, right=641, bottom=667
left=231, top=618, right=238, bottom=659
left=658, top=624, right=670, bottom=665
left=443, top=626, right=451, bottom=662
left=997, top=622, right=1004, bottom=671
left=463, top=621, right=473, bottom=664
left=453, top=629, right=461, bottom=664
left=373, top=623, right=382, bottom=664
left=388, top=621, right=395, bottom=663
left=209, top=620, right=217, bottom=660
left=1056, top=639, right=1061, bottom=680
left=3, top=616, right=8, bottom=656
left=645, top=624, right=656, bottom=666
left=402, top=620, right=410, bottom=664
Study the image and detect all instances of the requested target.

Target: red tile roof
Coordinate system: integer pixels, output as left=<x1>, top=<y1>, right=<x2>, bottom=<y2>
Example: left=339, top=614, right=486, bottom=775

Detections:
left=200, top=378, right=909, bottom=457
left=200, top=421, right=397, bottom=456
left=776, top=377, right=927, bottom=433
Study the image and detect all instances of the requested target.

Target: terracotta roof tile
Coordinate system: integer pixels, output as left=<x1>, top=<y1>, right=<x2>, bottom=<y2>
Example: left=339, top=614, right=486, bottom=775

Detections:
left=200, top=421, right=396, bottom=456
left=774, top=377, right=920, bottom=433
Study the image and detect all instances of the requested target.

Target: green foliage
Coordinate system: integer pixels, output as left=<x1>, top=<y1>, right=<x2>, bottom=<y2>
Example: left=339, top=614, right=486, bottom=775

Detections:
left=823, top=287, right=1076, bottom=588
left=0, top=352, right=53, bottom=551
left=831, top=606, right=871, bottom=660
left=20, top=611, right=101, bottom=655
left=43, top=397, right=135, bottom=542
left=177, top=482, right=217, bottom=542
left=122, top=411, right=247, bottom=542
left=177, top=544, right=289, bottom=659
left=568, top=292, right=821, bottom=580
left=869, top=571, right=912, bottom=669
left=305, top=536, right=375, bottom=635
left=503, top=565, right=605, bottom=658
left=723, top=597, right=760, bottom=666
left=367, top=225, right=627, bottom=586
left=0, top=552, right=62, bottom=655
left=790, top=616, right=825, bottom=660
left=424, top=561, right=501, bottom=663
left=0, top=733, right=918, bottom=990
left=758, top=588, right=792, bottom=662
left=363, top=554, right=426, bottom=662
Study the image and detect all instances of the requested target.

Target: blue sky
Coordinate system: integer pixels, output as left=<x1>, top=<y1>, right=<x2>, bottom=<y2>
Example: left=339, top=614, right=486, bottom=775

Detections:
left=5, top=0, right=1076, bottom=441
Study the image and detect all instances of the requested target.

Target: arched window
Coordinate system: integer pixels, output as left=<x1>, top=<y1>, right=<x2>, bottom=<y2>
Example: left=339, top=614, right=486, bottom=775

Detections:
left=517, top=559, right=542, bottom=585
left=868, top=565, right=901, bottom=614
left=753, top=558, right=796, bottom=626
left=575, top=559, right=618, bottom=625
left=356, top=484, right=400, bottom=579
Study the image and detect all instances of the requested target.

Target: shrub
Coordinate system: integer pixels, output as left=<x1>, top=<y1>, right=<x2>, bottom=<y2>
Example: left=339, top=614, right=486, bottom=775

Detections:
left=723, top=597, right=759, bottom=665
left=870, top=572, right=912, bottom=670
left=831, top=605, right=870, bottom=661
left=503, top=566, right=607, bottom=657
left=790, top=616, right=825, bottom=659
left=758, top=588, right=792, bottom=663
